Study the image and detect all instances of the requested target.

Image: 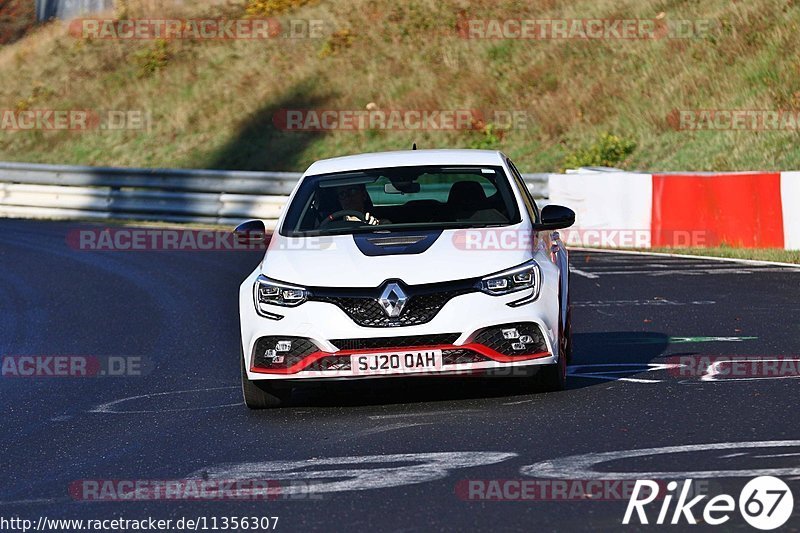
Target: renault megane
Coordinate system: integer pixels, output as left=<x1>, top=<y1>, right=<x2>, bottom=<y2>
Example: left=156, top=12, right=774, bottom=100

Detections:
left=235, top=149, right=575, bottom=408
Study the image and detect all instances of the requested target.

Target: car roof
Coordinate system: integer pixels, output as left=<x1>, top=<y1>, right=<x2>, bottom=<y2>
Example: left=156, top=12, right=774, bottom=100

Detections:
left=303, top=149, right=508, bottom=176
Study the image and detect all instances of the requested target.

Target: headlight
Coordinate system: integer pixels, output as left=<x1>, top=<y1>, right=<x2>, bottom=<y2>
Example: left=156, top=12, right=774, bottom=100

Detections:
left=480, top=260, right=540, bottom=297
left=254, top=275, right=308, bottom=312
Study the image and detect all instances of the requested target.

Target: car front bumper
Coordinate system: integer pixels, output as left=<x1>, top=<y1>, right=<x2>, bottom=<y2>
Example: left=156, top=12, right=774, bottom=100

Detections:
left=239, top=268, right=561, bottom=381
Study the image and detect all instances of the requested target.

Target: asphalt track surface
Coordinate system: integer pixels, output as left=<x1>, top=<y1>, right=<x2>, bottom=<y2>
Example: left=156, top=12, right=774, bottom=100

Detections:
left=1, top=219, right=799, bottom=532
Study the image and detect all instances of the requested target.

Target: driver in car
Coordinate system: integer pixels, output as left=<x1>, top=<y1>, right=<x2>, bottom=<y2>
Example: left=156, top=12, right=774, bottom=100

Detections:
left=335, top=184, right=382, bottom=225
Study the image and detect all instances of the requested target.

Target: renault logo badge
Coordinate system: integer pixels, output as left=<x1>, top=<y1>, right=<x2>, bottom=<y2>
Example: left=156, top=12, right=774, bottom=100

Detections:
left=378, top=282, right=408, bottom=318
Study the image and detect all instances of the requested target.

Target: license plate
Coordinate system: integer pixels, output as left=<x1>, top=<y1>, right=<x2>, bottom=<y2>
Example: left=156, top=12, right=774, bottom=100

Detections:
left=351, top=350, right=443, bottom=376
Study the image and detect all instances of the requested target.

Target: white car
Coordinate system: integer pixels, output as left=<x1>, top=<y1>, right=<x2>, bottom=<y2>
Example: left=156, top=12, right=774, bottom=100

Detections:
left=236, top=149, right=575, bottom=408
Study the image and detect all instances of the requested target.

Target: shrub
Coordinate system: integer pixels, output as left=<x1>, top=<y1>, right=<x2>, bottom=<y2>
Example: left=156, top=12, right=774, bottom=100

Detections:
left=467, top=123, right=503, bottom=150
left=562, top=132, right=636, bottom=170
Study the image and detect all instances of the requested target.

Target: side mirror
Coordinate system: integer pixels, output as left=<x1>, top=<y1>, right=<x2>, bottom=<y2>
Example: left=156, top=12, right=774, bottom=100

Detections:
left=233, top=219, right=268, bottom=247
left=537, top=205, right=575, bottom=230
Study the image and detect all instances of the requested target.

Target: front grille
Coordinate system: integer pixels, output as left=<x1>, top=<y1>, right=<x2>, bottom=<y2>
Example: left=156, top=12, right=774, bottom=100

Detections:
left=313, top=288, right=473, bottom=327
left=471, top=322, right=548, bottom=356
left=252, top=336, right=319, bottom=369
left=305, top=356, right=351, bottom=372
left=330, top=333, right=460, bottom=351
left=442, top=349, right=491, bottom=365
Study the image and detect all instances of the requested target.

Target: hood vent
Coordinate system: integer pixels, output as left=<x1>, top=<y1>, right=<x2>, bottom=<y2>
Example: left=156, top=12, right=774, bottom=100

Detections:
left=353, top=230, right=442, bottom=256
left=367, top=235, right=427, bottom=247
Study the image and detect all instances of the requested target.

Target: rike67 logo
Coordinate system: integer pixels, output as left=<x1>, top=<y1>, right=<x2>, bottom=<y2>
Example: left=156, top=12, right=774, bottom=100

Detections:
left=623, top=476, right=794, bottom=529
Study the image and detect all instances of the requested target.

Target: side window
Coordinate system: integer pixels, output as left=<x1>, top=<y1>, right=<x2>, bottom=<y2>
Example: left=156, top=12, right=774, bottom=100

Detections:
left=506, top=159, right=540, bottom=223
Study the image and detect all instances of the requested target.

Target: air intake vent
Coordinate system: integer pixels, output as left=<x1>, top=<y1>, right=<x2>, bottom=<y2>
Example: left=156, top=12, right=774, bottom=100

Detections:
left=366, top=236, right=427, bottom=246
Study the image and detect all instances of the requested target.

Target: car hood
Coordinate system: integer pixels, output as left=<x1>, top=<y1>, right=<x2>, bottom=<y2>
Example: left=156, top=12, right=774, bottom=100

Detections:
left=260, top=227, right=536, bottom=287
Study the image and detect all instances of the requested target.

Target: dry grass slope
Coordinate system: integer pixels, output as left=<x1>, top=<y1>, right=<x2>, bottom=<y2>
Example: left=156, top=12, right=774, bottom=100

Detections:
left=0, top=0, right=799, bottom=172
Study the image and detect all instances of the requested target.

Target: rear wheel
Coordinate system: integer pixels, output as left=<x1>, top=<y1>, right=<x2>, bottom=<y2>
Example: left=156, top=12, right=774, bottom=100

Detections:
left=240, top=347, right=291, bottom=409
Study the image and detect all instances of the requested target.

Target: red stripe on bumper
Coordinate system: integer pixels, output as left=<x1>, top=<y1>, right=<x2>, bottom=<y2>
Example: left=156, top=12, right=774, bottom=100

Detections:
left=250, top=343, right=551, bottom=374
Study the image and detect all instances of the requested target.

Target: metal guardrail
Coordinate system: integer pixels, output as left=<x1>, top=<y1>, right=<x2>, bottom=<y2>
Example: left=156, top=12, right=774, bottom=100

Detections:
left=36, top=0, right=114, bottom=22
left=0, top=161, right=550, bottom=226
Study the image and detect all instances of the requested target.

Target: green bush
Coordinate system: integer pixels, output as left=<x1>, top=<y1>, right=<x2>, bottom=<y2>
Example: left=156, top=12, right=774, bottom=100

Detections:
left=562, top=132, right=637, bottom=170
left=467, top=123, right=502, bottom=150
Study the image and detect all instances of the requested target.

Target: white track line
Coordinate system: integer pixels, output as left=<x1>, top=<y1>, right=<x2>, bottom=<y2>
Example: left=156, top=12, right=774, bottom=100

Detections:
left=520, top=441, right=800, bottom=480
left=571, top=268, right=599, bottom=279
left=89, top=386, right=239, bottom=414
left=368, top=409, right=480, bottom=420
left=574, top=267, right=791, bottom=276
left=571, top=247, right=800, bottom=269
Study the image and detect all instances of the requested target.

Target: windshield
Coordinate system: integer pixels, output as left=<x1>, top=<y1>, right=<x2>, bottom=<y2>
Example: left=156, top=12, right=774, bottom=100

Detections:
left=280, top=165, right=521, bottom=236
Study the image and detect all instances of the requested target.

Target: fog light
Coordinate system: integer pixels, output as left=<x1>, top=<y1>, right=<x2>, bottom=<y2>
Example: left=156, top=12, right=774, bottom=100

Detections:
left=519, top=335, right=533, bottom=344
left=276, top=340, right=292, bottom=352
left=502, top=328, right=519, bottom=339
left=511, top=342, right=526, bottom=351
left=263, top=348, right=285, bottom=365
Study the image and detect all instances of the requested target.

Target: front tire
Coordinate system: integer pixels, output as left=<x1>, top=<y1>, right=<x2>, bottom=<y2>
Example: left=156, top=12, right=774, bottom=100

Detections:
left=563, top=304, right=573, bottom=365
left=536, top=336, right=567, bottom=392
left=536, top=291, right=570, bottom=392
left=240, top=348, right=291, bottom=409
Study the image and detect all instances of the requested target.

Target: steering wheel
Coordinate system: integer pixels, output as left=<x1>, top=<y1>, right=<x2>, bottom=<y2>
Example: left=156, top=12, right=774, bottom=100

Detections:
left=319, top=210, right=367, bottom=227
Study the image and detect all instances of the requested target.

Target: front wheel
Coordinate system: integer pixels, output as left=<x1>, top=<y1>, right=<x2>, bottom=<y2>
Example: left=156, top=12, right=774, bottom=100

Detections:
left=536, top=346, right=567, bottom=392
left=563, top=304, right=573, bottom=365
left=535, top=297, right=570, bottom=392
left=240, top=349, right=291, bottom=409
